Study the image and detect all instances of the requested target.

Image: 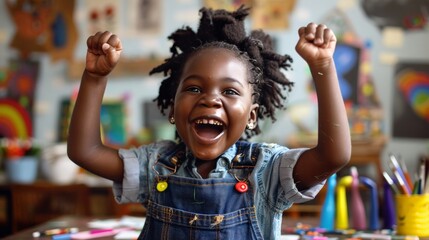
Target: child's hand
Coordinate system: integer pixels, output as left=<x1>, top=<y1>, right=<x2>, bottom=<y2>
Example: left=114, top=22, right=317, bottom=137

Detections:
left=295, top=23, right=336, bottom=68
left=85, top=31, right=122, bottom=78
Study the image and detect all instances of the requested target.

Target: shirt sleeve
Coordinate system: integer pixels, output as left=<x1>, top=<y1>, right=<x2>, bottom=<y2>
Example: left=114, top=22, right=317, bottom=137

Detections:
left=253, top=144, right=326, bottom=212
left=278, top=148, right=325, bottom=204
left=112, top=147, right=142, bottom=204
left=112, top=141, right=176, bottom=205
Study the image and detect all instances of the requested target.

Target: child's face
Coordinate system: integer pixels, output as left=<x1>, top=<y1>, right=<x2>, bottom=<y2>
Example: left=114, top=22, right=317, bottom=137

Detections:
left=172, top=47, right=258, bottom=161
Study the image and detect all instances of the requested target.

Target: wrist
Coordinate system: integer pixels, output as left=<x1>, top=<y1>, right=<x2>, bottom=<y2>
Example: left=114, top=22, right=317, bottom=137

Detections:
left=83, top=69, right=109, bottom=81
left=308, top=58, right=335, bottom=72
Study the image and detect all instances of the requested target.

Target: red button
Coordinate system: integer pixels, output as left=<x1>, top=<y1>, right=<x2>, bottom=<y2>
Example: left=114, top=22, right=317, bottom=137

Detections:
left=235, top=182, right=248, bottom=193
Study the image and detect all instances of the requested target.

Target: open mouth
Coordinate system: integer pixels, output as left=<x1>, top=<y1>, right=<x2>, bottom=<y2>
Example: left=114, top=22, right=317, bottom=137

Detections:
left=193, top=118, right=225, bottom=140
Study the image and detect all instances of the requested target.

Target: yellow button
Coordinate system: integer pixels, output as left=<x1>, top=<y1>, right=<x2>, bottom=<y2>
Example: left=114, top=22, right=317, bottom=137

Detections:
left=156, top=181, right=168, bottom=192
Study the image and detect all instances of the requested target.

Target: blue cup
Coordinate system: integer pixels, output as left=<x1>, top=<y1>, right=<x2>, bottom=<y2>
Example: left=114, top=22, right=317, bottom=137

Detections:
left=5, top=156, right=38, bottom=183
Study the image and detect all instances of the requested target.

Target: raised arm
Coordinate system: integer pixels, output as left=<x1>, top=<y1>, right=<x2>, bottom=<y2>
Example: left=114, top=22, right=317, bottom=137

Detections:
left=67, top=31, right=124, bottom=182
left=293, top=23, right=351, bottom=190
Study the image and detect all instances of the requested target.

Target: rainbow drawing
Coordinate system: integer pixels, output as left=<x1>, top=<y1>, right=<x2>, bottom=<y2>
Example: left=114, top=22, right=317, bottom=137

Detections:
left=397, top=70, right=429, bottom=122
left=0, top=98, right=32, bottom=139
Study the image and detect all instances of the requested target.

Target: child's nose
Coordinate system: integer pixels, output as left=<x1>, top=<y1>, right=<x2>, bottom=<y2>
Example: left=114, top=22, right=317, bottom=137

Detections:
left=200, top=93, right=222, bottom=108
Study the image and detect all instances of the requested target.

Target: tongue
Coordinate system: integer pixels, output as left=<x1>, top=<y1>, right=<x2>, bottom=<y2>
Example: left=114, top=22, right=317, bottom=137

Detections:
left=195, top=125, right=221, bottom=139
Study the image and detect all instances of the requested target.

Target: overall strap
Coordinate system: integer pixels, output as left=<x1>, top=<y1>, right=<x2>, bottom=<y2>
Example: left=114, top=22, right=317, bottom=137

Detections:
left=232, top=141, right=263, bottom=168
left=156, top=142, right=187, bottom=171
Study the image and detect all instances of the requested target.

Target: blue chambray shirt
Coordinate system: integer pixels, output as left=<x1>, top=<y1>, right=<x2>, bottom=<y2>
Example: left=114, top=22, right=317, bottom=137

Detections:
left=113, top=140, right=324, bottom=240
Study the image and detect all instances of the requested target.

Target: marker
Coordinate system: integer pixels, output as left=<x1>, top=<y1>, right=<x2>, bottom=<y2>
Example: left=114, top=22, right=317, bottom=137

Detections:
left=419, top=158, right=426, bottom=194
left=382, top=172, right=400, bottom=194
left=399, top=156, right=413, bottom=190
left=89, top=228, right=114, bottom=234
left=389, top=154, right=412, bottom=193
left=394, top=170, right=410, bottom=195
left=52, top=233, right=73, bottom=240
left=32, top=228, right=79, bottom=238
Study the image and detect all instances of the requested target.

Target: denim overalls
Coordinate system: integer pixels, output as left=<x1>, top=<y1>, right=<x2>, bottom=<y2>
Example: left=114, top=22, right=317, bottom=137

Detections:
left=138, top=142, right=264, bottom=240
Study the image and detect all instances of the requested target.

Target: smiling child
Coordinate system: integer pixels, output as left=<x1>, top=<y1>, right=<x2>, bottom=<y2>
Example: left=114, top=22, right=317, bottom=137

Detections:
left=67, top=6, right=351, bottom=240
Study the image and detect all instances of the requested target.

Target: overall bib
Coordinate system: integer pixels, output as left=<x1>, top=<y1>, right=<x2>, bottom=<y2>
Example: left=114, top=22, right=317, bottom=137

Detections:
left=138, top=142, right=264, bottom=240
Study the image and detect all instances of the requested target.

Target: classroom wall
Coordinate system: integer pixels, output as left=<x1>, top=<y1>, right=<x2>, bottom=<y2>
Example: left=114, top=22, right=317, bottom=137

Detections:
left=0, top=0, right=428, bottom=175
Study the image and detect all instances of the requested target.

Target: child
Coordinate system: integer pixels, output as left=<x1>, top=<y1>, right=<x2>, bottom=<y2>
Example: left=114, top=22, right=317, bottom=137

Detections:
left=68, top=6, right=351, bottom=240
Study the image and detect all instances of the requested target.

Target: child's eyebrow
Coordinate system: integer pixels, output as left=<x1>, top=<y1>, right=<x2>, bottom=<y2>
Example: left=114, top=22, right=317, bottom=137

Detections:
left=182, top=75, right=246, bottom=88
left=222, top=78, right=245, bottom=88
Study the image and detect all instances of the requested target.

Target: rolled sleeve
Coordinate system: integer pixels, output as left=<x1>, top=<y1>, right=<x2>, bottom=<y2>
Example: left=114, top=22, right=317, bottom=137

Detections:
left=112, top=148, right=141, bottom=203
left=279, top=148, right=325, bottom=204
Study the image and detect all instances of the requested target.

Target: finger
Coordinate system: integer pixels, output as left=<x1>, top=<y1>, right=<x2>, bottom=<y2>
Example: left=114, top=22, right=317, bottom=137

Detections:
left=314, top=24, right=327, bottom=45
left=97, top=31, right=114, bottom=52
left=323, top=28, right=336, bottom=47
left=101, top=42, right=121, bottom=66
left=106, top=34, right=122, bottom=51
left=87, top=32, right=103, bottom=54
left=304, top=22, right=317, bottom=40
left=298, top=27, right=306, bottom=37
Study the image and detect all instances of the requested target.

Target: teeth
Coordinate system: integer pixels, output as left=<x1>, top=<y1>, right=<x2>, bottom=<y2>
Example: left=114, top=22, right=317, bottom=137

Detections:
left=195, top=118, right=223, bottom=126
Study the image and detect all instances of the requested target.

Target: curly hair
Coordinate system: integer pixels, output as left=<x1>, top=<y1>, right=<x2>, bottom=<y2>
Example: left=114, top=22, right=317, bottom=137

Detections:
left=149, top=5, right=294, bottom=139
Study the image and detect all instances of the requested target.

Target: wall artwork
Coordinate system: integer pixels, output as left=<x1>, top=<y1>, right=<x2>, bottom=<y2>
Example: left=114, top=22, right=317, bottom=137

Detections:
left=361, top=0, right=429, bottom=31
left=6, top=0, right=78, bottom=61
left=333, top=43, right=361, bottom=106
left=84, top=0, right=119, bottom=35
left=100, top=101, right=127, bottom=146
left=392, top=63, right=429, bottom=139
left=0, top=59, right=39, bottom=139
left=251, top=0, right=296, bottom=30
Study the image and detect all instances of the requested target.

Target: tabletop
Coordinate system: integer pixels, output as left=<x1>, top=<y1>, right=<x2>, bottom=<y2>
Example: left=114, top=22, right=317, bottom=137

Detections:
left=2, top=215, right=321, bottom=240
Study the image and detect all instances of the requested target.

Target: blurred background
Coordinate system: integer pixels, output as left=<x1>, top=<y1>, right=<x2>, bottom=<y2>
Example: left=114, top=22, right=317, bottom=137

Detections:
left=0, top=0, right=428, bottom=236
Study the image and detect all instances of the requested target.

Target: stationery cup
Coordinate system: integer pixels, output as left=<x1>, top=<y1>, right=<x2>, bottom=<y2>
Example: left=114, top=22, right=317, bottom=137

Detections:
left=5, top=156, right=38, bottom=183
left=395, top=194, right=429, bottom=237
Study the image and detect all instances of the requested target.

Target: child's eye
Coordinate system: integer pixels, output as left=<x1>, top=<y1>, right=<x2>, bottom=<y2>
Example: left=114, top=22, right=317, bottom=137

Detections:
left=186, top=87, right=201, bottom=93
left=223, top=89, right=239, bottom=95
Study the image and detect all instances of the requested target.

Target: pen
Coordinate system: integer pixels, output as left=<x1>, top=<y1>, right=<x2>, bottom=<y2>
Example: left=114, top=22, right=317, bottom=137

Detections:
left=382, top=171, right=400, bottom=194
left=52, top=233, right=73, bottom=240
left=419, top=158, right=426, bottom=193
left=89, top=228, right=114, bottom=234
left=399, top=156, right=414, bottom=190
left=394, top=170, right=410, bottom=195
left=32, top=227, right=79, bottom=237
left=389, top=154, right=412, bottom=193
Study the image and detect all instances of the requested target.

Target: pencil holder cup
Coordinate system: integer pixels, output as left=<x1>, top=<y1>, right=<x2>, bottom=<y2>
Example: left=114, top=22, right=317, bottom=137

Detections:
left=395, top=194, right=429, bottom=237
left=5, top=156, right=38, bottom=183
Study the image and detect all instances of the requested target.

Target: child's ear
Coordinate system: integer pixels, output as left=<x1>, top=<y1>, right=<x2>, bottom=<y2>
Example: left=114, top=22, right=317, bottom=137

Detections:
left=168, top=104, right=175, bottom=124
left=247, top=103, right=259, bottom=129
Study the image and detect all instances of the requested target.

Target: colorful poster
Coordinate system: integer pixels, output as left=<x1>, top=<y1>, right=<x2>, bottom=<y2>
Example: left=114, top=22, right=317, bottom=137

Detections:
left=7, top=0, right=78, bottom=61
left=251, top=0, right=295, bottom=30
left=100, top=101, right=127, bottom=146
left=84, top=0, right=120, bottom=35
left=392, top=63, right=429, bottom=138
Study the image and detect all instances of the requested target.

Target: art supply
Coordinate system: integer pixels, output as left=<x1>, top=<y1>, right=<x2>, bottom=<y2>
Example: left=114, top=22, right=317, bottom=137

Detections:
left=393, top=170, right=410, bottom=195
left=320, top=173, right=336, bottom=231
left=71, top=227, right=132, bottom=239
left=52, top=233, right=74, bottom=240
left=32, top=228, right=79, bottom=237
left=350, top=167, right=366, bottom=230
left=359, top=176, right=379, bottom=230
left=398, top=155, right=413, bottom=190
left=395, top=194, right=429, bottom=237
left=419, top=158, right=426, bottom=194
left=335, top=175, right=352, bottom=230
left=424, top=171, right=429, bottom=194
left=382, top=182, right=396, bottom=229
left=388, top=154, right=412, bottom=194
left=383, top=171, right=400, bottom=194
